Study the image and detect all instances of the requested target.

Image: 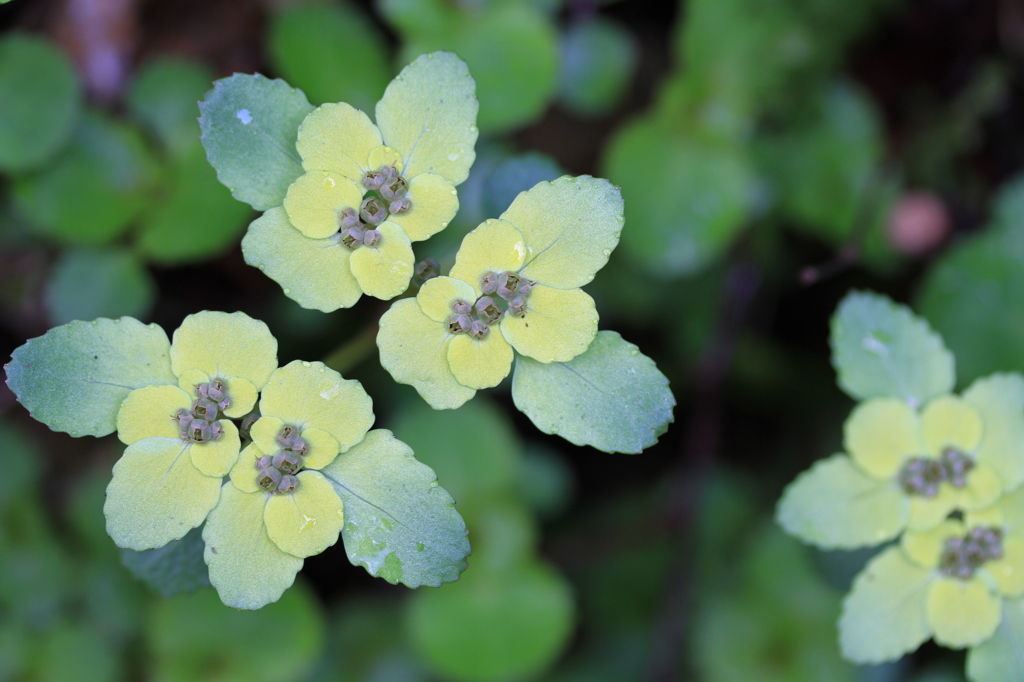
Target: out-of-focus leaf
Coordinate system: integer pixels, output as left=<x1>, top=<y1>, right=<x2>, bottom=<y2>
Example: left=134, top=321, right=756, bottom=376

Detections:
left=512, top=331, right=675, bottom=453
left=44, top=247, right=155, bottom=325
left=0, top=34, right=81, bottom=173
left=518, top=443, right=574, bottom=518
left=559, top=17, right=636, bottom=117
left=406, top=558, right=574, bottom=682
left=147, top=584, right=324, bottom=682
left=136, top=145, right=251, bottom=264
left=12, top=111, right=159, bottom=245
left=0, top=420, right=41, bottom=512
left=128, top=58, right=213, bottom=156
left=399, top=3, right=558, bottom=133
left=268, top=2, right=390, bottom=111
left=391, top=398, right=520, bottom=512
left=481, top=152, right=563, bottom=219
left=5, top=317, right=175, bottom=438
left=966, top=599, right=1024, bottom=682
left=37, top=624, right=122, bottom=682
left=917, top=178, right=1024, bottom=385
left=604, top=116, right=752, bottom=277
left=198, top=74, right=313, bottom=210
left=377, top=0, right=458, bottom=38
left=830, top=291, right=955, bottom=406
left=320, top=430, right=470, bottom=588
left=121, top=526, right=210, bottom=598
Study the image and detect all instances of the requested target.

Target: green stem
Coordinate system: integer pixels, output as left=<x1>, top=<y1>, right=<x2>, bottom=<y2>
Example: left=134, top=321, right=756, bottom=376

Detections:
left=322, top=323, right=378, bottom=375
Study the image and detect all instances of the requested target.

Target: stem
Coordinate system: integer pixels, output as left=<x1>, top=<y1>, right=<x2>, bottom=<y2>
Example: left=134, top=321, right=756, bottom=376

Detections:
left=321, top=322, right=378, bottom=375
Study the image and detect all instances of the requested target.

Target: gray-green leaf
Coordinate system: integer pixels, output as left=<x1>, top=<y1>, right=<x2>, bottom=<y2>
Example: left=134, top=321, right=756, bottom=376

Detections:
left=121, top=526, right=210, bottom=597
left=320, top=429, right=470, bottom=587
left=511, top=330, right=675, bottom=453
left=198, top=73, right=313, bottom=210
left=966, top=599, right=1024, bottom=682
left=5, top=317, right=176, bottom=437
left=45, top=247, right=156, bottom=325
left=831, top=290, right=955, bottom=407
left=0, top=33, right=81, bottom=173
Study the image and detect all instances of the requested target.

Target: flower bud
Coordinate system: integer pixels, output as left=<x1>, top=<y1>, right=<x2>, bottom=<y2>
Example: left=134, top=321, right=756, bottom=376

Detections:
left=451, top=298, right=473, bottom=315
left=470, top=319, right=489, bottom=340
left=474, top=296, right=502, bottom=324
left=192, top=398, right=219, bottom=421
left=381, top=175, right=408, bottom=201
left=273, top=450, right=304, bottom=475
left=507, top=296, right=527, bottom=317
left=256, top=455, right=273, bottom=470
left=188, top=419, right=213, bottom=443
left=206, top=379, right=227, bottom=403
left=362, top=229, right=382, bottom=247
left=414, top=257, right=439, bottom=283
left=389, top=197, right=411, bottom=214
left=341, top=226, right=365, bottom=250
left=480, top=271, right=499, bottom=295
left=258, top=466, right=282, bottom=492
left=278, top=474, right=299, bottom=495
left=340, top=207, right=362, bottom=229
left=360, top=197, right=388, bottom=226
left=362, top=170, right=385, bottom=191
left=447, top=314, right=472, bottom=334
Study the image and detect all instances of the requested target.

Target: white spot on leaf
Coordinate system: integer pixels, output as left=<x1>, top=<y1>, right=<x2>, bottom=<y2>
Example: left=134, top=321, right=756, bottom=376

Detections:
left=236, top=109, right=253, bottom=125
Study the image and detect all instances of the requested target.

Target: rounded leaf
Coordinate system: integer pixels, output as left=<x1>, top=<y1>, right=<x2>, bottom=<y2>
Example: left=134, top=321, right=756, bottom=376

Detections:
left=376, top=52, right=478, bottom=185
left=259, top=360, right=374, bottom=453
left=964, top=373, right=1024, bottom=492
left=190, top=420, right=241, bottom=478
left=348, top=221, right=415, bottom=300
left=203, top=484, right=303, bottom=610
left=295, top=102, right=380, bottom=179
left=377, top=299, right=476, bottom=410
left=264, top=470, right=345, bottom=558
left=927, top=577, right=1001, bottom=648
left=777, top=455, right=908, bottom=550
left=116, top=384, right=191, bottom=445
left=838, top=547, right=932, bottom=663
left=499, top=285, right=598, bottom=363
left=170, top=311, right=278, bottom=390
left=242, top=206, right=362, bottom=312
left=921, top=395, right=983, bottom=456
left=449, top=218, right=527, bottom=294
left=283, top=170, right=364, bottom=239
left=843, top=397, right=922, bottom=479
left=447, top=330, right=514, bottom=390
left=105, top=437, right=221, bottom=551
left=417, top=276, right=477, bottom=323
left=390, top=173, right=459, bottom=242
left=500, top=176, right=624, bottom=289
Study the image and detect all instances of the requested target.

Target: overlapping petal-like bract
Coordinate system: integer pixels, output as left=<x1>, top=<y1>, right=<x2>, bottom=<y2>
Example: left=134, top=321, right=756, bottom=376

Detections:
left=839, top=488, right=1024, bottom=663
left=104, top=312, right=278, bottom=551
left=204, top=360, right=375, bottom=609
left=378, top=175, right=625, bottom=410
left=243, top=52, right=479, bottom=311
left=777, top=374, right=1024, bottom=550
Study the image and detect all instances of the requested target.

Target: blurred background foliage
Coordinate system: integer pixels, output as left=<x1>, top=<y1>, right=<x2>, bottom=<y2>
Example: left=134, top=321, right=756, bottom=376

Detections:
left=1, top=0, right=1023, bottom=679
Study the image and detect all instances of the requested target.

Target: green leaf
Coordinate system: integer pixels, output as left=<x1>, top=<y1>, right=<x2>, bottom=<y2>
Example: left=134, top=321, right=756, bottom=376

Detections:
left=376, top=51, right=479, bottom=186
left=603, top=115, right=752, bottom=277
left=320, top=429, right=470, bottom=587
left=198, top=73, right=313, bottom=210
left=406, top=558, right=574, bottom=682
left=398, top=4, right=557, bottom=134
left=391, top=398, right=521, bottom=509
left=966, top=599, right=1024, bottom=682
left=136, top=144, right=252, bottom=264
left=120, top=526, right=210, bottom=598
left=512, top=330, right=674, bottom=453
left=776, top=454, right=907, bottom=549
left=148, top=584, right=324, bottom=682
left=12, top=111, right=159, bottom=245
left=0, top=420, right=42, bottom=512
left=5, top=317, right=176, bottom=437
left=559, top=17, right=637, bottom=117
left=37, top=624, right=122, bottom=682
left=45, top=247, right=155, bottom=325
left=128, top=58, right=213, bottom=156
left=838, top=547, right=932, bottom=663
left=500, top=175, right=624, bottom=289
left=0, top=33, right=81, bottom=172
left=917, top=181, right=1024, bottom=386
left=378, top=0, right=458, bottom=38
left=831, top=290, right=955, bottom=406
left=268, top=2, right=390, bottom=111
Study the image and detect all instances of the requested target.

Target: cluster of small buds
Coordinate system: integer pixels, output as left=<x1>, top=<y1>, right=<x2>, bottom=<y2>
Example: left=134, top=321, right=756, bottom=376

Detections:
left=446, top=271, right=536, bottom=340
left=255, top=424, right=309, bottom=494
left=938, top=525, right=1004, bottom=579
left=173, top=379, right=230, bottom=443
left=339, top=165, right=412, bottom=251
left=897, top=447, right=976, bottom=497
